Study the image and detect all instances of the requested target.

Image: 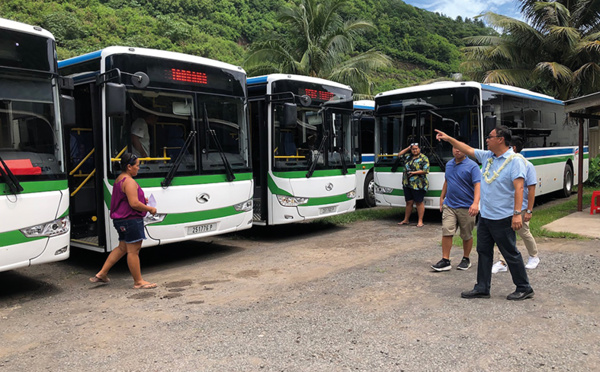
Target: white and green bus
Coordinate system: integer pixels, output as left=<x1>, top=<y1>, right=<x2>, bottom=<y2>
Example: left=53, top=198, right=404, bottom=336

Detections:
left=58, top=47, right=253, bottom=252
left=1, top=18, right=74, bottom=271
left=353, top=100, right=376, bottom=207
left=248, top=74, right=356, bottom=225
left=374, top=81, right=589, bottom=209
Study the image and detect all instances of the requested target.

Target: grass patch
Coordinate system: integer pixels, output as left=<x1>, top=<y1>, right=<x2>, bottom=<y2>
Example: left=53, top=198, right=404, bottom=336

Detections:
left=317, top=186, right=595, bottom=245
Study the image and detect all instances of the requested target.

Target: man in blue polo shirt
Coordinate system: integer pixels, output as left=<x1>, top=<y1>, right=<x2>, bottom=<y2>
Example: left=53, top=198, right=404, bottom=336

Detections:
left=435, top=126, right=534, bottom=301
left=431, top=137, right=481, bottom=272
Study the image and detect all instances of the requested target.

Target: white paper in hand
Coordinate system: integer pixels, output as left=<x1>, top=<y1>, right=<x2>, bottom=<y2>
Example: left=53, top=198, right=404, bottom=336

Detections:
left=145, top=194, right=157, bottom=217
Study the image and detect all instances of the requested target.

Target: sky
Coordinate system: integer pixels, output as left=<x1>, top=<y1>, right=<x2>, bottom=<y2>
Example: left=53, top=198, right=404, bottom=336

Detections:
left=403, top=0, right=523, bottom=21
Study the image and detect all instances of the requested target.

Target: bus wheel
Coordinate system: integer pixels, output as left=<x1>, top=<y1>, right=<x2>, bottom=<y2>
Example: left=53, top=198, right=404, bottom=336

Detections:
left=562, top=163, right=573, bottom=198
left=363, top=172, right=376, bottom=208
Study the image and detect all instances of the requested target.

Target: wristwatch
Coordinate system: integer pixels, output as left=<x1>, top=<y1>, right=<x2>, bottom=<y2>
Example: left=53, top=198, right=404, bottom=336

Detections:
left=526, top=209, right=533, bottom=214
left=513, top=210, right=521, bottom=215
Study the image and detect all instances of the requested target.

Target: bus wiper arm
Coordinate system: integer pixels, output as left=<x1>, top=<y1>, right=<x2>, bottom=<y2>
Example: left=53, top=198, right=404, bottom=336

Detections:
left=306, top=130, right=328, bottom=178
left=161, top=130, right=197, bottom=188
left=420, top=134, right=446, bottom=172
left=204, top=104, right=235, bottom=182
left=391, top=152, right=404, bottom=173
left=0, top=155, right=24, bottom=195
left=340, top=144, right=348, bottom=175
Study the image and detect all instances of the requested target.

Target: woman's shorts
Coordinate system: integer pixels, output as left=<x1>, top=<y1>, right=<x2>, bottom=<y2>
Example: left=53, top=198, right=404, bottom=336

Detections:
left=403, top=187, right=426, bottom=203
left=442, top=205, right=476, bottom=240
left=113, top=218, right=146, bottom=244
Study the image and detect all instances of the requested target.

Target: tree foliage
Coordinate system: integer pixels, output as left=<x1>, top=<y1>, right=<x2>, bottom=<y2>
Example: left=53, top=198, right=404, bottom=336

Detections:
left=1, top=0, right=493, bottom=92
left=461, top=0, right=600, bottom=100
left=244, top=0, right=391, bottom=95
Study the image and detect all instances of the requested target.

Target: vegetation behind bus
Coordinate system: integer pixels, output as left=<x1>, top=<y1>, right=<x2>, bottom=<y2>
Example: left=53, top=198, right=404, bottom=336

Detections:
left=1, top=0, right=494, bottom=94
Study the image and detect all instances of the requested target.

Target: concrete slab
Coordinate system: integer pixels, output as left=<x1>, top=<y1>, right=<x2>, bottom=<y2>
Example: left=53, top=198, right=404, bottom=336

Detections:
left=543, top=210, right=600, bottom=239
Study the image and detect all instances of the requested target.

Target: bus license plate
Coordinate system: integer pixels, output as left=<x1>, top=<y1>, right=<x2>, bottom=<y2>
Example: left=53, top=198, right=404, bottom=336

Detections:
left=319, top=206, right=336, bottom=215
left=187, top=223, right=216, bottom=235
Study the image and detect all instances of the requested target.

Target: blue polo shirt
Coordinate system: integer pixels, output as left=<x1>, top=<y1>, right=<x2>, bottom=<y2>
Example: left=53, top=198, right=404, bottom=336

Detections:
left=522, top=160, right=537, bottom=210
left=474, top=148, right=526, bottom=220
left=444, top=157, right=481, bottom=209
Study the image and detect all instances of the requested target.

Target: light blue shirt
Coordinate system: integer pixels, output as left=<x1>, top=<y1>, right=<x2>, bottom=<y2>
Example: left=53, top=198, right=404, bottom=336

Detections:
left=522, top=160, right=537, bottom=211
left=474, top=148, right=526, bottom=220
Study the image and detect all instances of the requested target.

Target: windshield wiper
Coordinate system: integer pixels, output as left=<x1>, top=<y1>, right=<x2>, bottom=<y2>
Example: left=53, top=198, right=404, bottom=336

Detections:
left=390, top=152, right=404, bottom=173
left=0, top=155, right=24, bottom=195
left=161, top=130, right=197, bottom=188
left=204, top=104, right=235, bottom=182
left=306, top=130, right=329, bottom=178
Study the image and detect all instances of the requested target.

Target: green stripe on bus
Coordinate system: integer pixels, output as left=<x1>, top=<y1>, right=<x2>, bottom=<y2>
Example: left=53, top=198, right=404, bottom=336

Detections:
left=1, top=180, right=68, bottom=195
left=302, top=193, right=353, bottom=206
left=528, top=155, right=573, bottom=166
left=268, top=174, right=292, bottom=196
left=272, top=168, right=356, bottom=178
left=374, top=166, right=443, bottom=172
left=155, top=206, right=243, bottom=226
left=357, top=163, right=374, bottom=171
left=108, top=172, right=253, bottom=187
left=103, top=173, right=253, bottom=207
left=378, top=187, right=442, bottom=197
left=0, top=230, right=45, bottom=247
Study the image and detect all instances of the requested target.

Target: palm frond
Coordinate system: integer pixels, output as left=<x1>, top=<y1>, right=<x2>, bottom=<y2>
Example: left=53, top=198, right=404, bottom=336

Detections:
left=534, top=62, right=573, bottom=81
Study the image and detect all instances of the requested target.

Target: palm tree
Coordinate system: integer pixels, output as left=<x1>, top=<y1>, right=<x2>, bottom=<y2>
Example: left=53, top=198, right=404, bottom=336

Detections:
left=244, top=0, right=391, bottom=96
left=461, top=0, right=600, bottom=100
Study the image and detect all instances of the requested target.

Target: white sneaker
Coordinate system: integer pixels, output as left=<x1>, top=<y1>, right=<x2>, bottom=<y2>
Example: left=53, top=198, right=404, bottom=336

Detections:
left=525, top=256, right=540, bottom=269
left=492, top=261, right=507, bottom=274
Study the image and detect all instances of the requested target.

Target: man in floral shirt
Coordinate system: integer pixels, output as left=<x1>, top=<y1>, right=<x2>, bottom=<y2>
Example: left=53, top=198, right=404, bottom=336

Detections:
left=397, top=143, right=430, bottom=227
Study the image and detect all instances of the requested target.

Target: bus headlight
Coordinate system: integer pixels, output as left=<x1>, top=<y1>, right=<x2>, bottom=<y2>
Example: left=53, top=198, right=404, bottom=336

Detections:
left=276, top=195, right=309, bottom=207
left=234, top=199, right=253, bottom=212
left=21, top=216, right=70, bottom=238
left=346, top=189, right=356, bottom=199
left=144, top=214, right=166, bottom=225
left=375, top=186, right=394, bottom=194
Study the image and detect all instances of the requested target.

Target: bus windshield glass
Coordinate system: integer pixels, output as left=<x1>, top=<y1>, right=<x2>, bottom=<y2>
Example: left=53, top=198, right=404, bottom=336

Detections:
left=0, top=73, right=64, bottom=180
left=270, top=81, right=353, bottom=171
left=0, top=28, right=55, bottom=73
left=376, top=87, right=481, bottom=167
left=106, top=55, right=249, bottom=178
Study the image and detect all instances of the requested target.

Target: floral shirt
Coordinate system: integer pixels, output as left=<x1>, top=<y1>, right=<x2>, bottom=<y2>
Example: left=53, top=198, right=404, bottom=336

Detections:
left=402, top=153, right=430, bottom=191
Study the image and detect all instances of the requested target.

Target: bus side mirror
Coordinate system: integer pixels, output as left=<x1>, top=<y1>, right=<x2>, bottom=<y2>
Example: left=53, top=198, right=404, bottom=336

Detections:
left=281, top=103, right=297, bottom=129
left=484, top=116, right=497, bottom=136
left=105, top=82, right=127, bottom=117
left=60, top=95, right=76, bottom=127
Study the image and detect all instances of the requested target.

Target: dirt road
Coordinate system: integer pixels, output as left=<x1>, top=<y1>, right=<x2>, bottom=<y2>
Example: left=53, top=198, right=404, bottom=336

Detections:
left=1, top=211, right=599, bottom=371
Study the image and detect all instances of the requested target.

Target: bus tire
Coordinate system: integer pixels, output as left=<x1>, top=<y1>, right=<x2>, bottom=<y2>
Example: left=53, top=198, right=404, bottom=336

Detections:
left=562, top=163, right=573, bottom=198
left=363, top=172, right=376, bottom=208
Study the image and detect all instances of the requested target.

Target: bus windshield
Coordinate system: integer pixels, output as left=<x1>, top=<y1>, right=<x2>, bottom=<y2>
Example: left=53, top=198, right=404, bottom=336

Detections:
left=105, top=53, right=250, bottom=178
left=108, top=89, right=249, bottom=177
left=0, top=74, right=64, bottom=179
left=272, top=104, right=353, bottom=172
left=376, top=87, right=481, bottom=167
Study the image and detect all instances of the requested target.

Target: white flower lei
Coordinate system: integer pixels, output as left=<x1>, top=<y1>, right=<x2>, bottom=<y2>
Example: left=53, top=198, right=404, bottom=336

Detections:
left=482, top=153, right=526, bottom=184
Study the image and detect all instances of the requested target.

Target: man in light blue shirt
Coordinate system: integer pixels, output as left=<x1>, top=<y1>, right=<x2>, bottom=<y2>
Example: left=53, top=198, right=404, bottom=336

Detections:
left=435, top=126, right=534, bottom=301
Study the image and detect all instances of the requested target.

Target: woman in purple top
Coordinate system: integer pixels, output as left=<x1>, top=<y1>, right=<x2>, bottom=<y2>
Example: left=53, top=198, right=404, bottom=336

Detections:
left=90, top=153, right=158, bottom=289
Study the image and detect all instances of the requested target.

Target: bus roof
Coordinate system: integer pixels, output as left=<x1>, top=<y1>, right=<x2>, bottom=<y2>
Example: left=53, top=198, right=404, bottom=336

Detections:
left=58, top=46, right=245, bottom=74
left=354, top=100, right=374, bottom=110
left=0, top=17, right=55, bottom=40
left=375, top=81, right=563, bottom=105
left=248, top=73, right=352, bottom=91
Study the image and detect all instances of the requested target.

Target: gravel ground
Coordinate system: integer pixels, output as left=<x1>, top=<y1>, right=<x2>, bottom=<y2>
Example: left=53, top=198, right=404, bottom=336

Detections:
left=1, top=209, right=599, bottom=372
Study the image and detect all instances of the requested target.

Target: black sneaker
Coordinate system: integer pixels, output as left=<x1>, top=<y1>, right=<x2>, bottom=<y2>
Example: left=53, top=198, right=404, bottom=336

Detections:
left=431, top=259, right=451, bottom=271
left=457, top=257, right=471, bottom=271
